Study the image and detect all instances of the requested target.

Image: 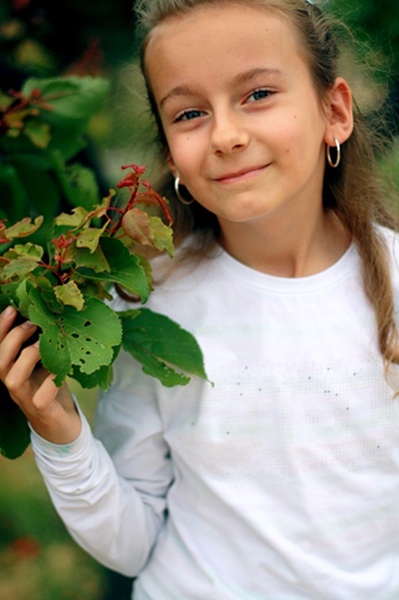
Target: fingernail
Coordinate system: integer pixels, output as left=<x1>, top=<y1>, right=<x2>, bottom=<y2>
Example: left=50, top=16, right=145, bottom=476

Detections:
left=21, top=320, right=34, bottom=329
left=1, top=306, right=15, bottom=319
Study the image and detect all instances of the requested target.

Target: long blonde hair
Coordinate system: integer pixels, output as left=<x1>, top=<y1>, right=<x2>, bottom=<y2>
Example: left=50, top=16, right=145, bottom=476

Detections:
left=135, top=0, right=399, bottom=367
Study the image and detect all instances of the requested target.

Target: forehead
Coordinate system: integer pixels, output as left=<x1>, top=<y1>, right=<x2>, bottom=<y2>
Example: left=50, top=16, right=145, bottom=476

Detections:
left=144, top=4, right=310, bottom=102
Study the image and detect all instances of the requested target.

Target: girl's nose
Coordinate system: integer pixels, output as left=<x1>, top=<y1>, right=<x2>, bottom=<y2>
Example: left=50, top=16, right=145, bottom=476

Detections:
left=210, top=109, right=250, bottom=155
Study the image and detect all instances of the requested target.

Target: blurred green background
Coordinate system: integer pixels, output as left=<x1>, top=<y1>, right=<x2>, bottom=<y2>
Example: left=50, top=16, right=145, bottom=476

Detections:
left=0, top=0, right=399, bottom=598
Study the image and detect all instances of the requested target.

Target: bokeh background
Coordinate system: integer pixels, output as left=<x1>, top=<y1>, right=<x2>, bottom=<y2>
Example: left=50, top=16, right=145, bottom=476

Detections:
left=1, top=0, right=399, bottom=598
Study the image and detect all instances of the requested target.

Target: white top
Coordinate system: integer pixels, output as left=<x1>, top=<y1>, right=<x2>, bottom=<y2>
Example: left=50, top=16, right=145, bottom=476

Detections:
left=31, top=226, right=399, bottom=599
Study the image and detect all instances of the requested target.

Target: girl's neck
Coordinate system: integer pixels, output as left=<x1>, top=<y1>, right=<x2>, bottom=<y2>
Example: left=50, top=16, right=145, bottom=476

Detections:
left=218, top=210, right=351, bottom=278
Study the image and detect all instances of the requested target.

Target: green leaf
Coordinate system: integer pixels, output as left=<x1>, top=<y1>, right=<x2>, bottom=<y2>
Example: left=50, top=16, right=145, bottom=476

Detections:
left=55, top=206, right=88, bottom=229
left=22, top=76, right=110, bottom=122
left=70, top=346, right=120, bottom=390
left=0, top=381, right=31, bottom=459
left=0, top=162, right=29, bottom=223
left=14, top=279, right=35, bottom=318
left=9, top=156, right=61, bottom=222
left=71, top=363, right=114, bottom=390
left=9, top=153, right=53, bottom=172
left=24, top=120, right=51, bottom=149
left=28, top=289, right=122, bottom=386
left=75, top=279, right=113, bottom=302
left=1, top=255, right=42, bottom=279
left=21, top=76, right=111, bottom=162
left=0, top=92, right=14, bottom=112
left=149, top=217, right=175, bottom=256
left=120, top=308, right=208, bottom=387
left=49, top=133, right=87, bottom=163
left=1, top=243, right=44, bottom=279
left=77, top=237, right=151, bottom=302
left=28, top=292, right=72, bottom=386
left=76, top=223, right=108, bottom=253
left=72, top=245, right=110, bottom=273
left=10, top=242, right=44, bottom=260
left=54, top=281, right=85, bottom=310
left=4, top=216, right=43, bottom=240
left=0, top=282, right=20, bottom=311
left=59, top=163, right=101, bottom=211
left=63, top=300, right=122, bottom=376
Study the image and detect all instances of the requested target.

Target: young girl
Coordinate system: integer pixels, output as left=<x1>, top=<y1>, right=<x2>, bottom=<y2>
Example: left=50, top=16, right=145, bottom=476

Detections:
left=1, top=0, right=399, bottom=598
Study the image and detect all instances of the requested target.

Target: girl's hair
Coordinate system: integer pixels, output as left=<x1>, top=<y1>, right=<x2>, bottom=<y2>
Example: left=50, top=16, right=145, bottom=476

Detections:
left=135, top=0, right=399, bottom=368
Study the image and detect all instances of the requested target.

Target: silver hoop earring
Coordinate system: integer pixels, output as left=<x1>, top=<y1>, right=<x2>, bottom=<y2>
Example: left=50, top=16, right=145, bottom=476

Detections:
left=174, top=177, right=195, bottom=205
left=326, top=136, right=341, bottom=168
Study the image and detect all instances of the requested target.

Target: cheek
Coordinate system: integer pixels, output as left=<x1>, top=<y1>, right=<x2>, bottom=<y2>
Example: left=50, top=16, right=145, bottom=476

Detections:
left=168, top=136, right=203, bottom=178
left=275, top=116, right=324, bottom=160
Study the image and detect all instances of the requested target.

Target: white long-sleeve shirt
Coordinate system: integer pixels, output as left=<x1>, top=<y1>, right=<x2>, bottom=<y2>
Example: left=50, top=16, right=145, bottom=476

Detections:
left=32, top=227, right=399, bottom=599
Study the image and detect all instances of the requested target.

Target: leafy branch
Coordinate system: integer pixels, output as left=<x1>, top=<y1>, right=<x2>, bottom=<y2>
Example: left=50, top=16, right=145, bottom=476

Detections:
left=0, top=76, right=208, bottom=459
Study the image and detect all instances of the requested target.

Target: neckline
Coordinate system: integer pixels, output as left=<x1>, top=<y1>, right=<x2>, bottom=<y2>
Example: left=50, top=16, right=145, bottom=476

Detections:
left=215, top=240, right=359, bottom=293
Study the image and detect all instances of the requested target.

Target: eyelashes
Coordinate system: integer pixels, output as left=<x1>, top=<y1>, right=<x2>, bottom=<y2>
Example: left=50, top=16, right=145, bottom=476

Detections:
left=246, top=88, right=273, bottom=102
left=174, top=109, right=206, bottom=123
left=173, top=88, right=275, bottom=123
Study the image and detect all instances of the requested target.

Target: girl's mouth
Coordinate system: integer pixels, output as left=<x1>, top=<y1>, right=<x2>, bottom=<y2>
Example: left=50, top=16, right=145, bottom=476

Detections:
left=214, top=164, right=269, bottom=185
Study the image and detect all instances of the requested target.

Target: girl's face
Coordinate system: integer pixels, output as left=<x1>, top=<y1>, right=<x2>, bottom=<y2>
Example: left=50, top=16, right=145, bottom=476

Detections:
left=145, top=3, right=351, bottom=234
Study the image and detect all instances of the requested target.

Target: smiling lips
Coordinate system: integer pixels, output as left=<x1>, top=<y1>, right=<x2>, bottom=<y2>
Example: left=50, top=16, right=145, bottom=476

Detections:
left=214, top=164, right=269, bottom=185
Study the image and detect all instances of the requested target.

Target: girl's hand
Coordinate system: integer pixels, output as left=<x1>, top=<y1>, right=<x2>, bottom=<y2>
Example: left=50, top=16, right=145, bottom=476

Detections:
left=0, top=306, right=81, bottom=445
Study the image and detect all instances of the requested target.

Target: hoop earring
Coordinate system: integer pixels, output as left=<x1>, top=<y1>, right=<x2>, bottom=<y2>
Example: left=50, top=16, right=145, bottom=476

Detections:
left=174, top=177, right=195, bottom=205
left=326, top=137, right=341, bottom=168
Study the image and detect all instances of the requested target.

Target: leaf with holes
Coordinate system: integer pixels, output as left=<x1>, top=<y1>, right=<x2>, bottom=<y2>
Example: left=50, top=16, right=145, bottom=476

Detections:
left=70, top=346, right=120, bottom=390
left=28, top=288, right=122, bottom=386
left=66, top=305, right=122, bottom=379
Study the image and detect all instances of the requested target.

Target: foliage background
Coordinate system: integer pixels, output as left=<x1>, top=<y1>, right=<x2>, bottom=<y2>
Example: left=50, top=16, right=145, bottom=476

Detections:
left=0, top=0, right=398, bottom=598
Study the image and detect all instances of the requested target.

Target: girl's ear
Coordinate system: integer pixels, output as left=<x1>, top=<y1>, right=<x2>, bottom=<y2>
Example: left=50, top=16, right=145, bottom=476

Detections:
left=324, top=77, right=354, bottom=145
left=167, top=153, right=179, bottom=180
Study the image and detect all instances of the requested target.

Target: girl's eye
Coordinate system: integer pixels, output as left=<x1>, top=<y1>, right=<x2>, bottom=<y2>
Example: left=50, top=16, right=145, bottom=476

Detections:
left=175, top=109, right=205, bottom=122
left=247, top=88, right=272, bottom=103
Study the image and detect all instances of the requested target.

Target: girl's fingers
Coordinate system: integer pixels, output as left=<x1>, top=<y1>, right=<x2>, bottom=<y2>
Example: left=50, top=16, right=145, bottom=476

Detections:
left=0, top=305, right=17, bottom=341
left=4, top=345, right=81, bottom=441
left=0, top=306, right=82, bottom=443
left=3, top=342, right=42, bottom=404
left=25, top=377, right=82, bottom=444
left=0, top=317, right=38, bottom=378
left=31, top=372, right=60, bottom=411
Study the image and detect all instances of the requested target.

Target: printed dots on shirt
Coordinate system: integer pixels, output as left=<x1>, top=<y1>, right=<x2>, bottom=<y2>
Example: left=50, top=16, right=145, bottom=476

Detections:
left=176, top=359, right=399, bottom=479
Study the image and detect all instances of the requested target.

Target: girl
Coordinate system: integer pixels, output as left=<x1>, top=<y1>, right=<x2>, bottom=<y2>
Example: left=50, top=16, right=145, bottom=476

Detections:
left=1, top=0, right=399, bottom=598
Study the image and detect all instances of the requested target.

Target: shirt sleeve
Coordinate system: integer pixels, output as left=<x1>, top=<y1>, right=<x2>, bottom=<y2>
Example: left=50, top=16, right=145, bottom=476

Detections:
left=30, top=350, right=173, bottom=577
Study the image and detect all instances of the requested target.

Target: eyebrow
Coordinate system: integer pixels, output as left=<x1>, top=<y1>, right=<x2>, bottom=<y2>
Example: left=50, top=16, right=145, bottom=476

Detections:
left=159, top=67, right=282, bottom=109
